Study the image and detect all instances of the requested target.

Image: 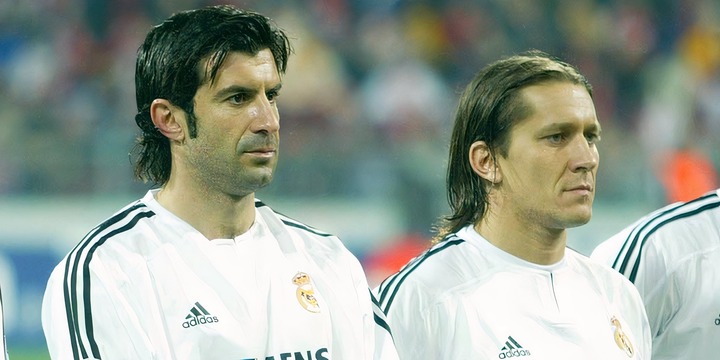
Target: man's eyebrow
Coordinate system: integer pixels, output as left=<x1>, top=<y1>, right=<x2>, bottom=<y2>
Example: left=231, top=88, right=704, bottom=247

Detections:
left=213, top=83, right=283, bottom=101
left=268, top=83, right=282, bottom=93
left=538, top=122, right=574, bottom=133
left=213, top=85, right=255, bottom=101
left=539, top=120, right=601, bottom=133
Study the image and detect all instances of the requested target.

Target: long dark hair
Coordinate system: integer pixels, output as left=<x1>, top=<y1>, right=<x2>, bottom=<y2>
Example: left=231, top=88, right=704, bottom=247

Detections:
left=433, top=50, right=593, bottom=242
left=131, top=5, right=291, bottom=185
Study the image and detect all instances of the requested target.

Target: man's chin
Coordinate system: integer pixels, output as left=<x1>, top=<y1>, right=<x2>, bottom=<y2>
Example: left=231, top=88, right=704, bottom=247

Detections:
left=564, top=210, right=593, bottom=228
left=232, top=170, right=275, bottom=195
left=251, top=173, right=274, bottom=190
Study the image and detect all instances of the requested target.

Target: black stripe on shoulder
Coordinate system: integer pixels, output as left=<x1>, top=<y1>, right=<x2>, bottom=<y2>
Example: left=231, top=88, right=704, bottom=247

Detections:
left=281, top=219, right=333, bottom=238
left=379, top=237, right=465, bottom=314
left=63, top=203, right=146, bottom=359
left=611, top=201, right=685, bottom=272
left=369, top=289, right=394, bottom=338
left=370, top=290, right=382, bottom=308
left=374, top=313, right=393, bottom=337
left=613, top=192, right=718, bottom=272
left=81, top=211, right=155, bottom=356
left=63, top=203, right=154, bottom=360
left=377, top=234, right=460, bottom=305
left=626, top=200, right=719, bottom=282
left=256, top=200, right=334, bottom=238
left=614, top=192, right=720, bottom=283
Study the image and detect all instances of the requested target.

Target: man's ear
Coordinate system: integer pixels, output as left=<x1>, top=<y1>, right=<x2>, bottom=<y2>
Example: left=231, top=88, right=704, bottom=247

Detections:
left=150, top=99, right=185, bottom=142
left=469, top=141, right=502, bottom=184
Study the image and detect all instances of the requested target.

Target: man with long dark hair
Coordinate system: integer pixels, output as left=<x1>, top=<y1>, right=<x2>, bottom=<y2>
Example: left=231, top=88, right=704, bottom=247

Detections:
left=375, top=51, right=651, bottom=359
left=42, top=6, right=397, bottom=359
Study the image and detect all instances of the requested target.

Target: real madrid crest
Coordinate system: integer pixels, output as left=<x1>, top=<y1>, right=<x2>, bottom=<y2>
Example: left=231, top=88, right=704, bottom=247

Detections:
left=610, top=316, right=634, bottom=357
left=292, top=272, right=320, bottom=313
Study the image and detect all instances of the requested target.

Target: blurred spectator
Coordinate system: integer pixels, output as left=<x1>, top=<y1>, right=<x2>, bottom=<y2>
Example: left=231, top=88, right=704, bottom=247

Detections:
left=362, top=233, right=429, bottom=288
left=660, top=148, right=718, bottom=203
left=5, top=1, right=718, bottom=356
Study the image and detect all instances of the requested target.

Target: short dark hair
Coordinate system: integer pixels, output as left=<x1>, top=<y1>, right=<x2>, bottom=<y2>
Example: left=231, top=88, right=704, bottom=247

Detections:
left=433, top=50, right=593, bottom=242
left=131, top=5, right=291, bottom=184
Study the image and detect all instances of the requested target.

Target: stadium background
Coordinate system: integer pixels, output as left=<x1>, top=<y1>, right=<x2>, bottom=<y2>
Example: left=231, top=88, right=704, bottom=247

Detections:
left=0, top=0, right=718, bottom=358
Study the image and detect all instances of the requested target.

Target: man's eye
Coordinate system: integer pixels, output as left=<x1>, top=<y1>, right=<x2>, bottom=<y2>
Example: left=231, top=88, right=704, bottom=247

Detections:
left=586, top=133, right=601, bottom=144
left=267, top=90, right=279, bottom=102
left=230, top=94, right=248, bottom=104
left=547, top=134, right=564, bottom=143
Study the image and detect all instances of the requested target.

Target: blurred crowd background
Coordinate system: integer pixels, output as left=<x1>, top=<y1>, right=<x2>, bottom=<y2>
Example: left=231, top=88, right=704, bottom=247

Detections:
left=0, top=0, right=718, bottom=357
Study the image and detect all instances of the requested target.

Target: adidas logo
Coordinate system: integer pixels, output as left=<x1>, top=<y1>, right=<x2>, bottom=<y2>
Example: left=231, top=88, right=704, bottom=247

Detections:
left=498, top=336, right=531, bottom=359
left=182, top=302, right=220, bottom=328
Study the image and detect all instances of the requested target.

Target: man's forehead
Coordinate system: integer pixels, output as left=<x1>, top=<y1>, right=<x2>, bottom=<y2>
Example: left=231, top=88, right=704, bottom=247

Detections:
left=200, top=49, right=278, bottom=85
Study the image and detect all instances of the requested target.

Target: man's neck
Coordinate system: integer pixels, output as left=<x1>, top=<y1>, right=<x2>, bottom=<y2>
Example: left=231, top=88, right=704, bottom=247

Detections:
left=155, top=181, right=256, bottom=240
left=474, top=211, right=567, bottom=265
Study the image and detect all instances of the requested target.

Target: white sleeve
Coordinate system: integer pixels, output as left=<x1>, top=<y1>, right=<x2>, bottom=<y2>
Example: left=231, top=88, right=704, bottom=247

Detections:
left=345, top=250, right=399, bottom=360
left=592, top=229, right=673, bottom=340
left=374, top=279, right=443, bottom=360
left=590, top=227, right=634, bottom=267
left=626, top=241, right=674, bottom=339
left=592, top=226, right=673, bottom=355
left=43, top=263, right=91, bottom=360
left=368, top=291, right=399, bottom=360
left=42, top=256, right=172, bottom=360
left=617, top=276, right=654, bottom=359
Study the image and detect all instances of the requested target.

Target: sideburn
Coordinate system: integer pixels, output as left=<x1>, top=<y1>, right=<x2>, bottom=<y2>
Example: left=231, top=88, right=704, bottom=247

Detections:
left=186, top=110, right=199, bottom=138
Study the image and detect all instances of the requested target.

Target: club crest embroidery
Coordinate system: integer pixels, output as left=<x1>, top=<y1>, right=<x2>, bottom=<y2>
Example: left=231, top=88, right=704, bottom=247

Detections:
left=610, top=316, right=634, bottom=357
left=292, top=272, right=320, bottom=313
